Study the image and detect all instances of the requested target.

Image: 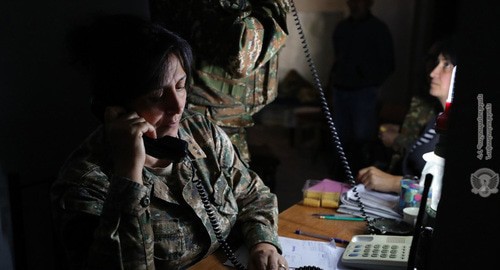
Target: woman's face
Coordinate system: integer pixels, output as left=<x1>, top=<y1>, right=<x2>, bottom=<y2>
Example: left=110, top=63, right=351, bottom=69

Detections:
left=429, top=53, right=455, bottom=107
left=131, top=55, right=187, bottom=138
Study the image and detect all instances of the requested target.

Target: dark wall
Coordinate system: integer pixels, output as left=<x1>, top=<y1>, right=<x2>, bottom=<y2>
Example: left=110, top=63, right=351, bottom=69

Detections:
left=0, top=2, right=149, bottom=269
left=430, top=1, right=500, bottom=268
left=407, top=0, right=458, bottom=98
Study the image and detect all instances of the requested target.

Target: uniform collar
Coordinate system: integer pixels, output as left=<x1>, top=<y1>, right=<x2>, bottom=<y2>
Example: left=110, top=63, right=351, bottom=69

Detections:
left=178, top=129, right=207, bottom=160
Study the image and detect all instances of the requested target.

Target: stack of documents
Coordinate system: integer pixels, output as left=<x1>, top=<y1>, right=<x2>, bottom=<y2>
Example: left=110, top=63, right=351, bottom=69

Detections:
left=337, top=184, right=402, bottom=220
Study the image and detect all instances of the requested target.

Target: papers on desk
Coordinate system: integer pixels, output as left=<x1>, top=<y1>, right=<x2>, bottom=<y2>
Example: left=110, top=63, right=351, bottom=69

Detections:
left=225, top=236, right=355, bottom=269
left=337, top=184, right=402, bottom=220
left=280, top=237, right=341, bottom=269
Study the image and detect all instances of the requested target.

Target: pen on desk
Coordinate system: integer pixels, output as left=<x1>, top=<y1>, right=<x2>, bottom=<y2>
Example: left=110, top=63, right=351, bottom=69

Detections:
left=295, top=229, right=349, bottom=244
left=312, top=213, right=356, bottom=218
left=318, top=216, right=365, bottom=221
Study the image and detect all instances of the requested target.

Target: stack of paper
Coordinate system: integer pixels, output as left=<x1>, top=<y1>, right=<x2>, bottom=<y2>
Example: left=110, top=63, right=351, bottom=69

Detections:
left=337, top=184, right=403, bottom=220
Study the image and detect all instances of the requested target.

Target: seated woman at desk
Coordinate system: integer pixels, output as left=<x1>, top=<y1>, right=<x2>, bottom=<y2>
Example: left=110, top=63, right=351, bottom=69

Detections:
left=51, top=14, right=288, bottom=270
left=357, top=37, right=457, bottom=193
left=378, top=93, right=437, bottom=174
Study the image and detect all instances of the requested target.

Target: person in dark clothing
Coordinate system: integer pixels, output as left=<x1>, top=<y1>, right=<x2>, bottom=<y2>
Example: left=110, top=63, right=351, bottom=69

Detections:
left=328, top=0, right=395, bottom=176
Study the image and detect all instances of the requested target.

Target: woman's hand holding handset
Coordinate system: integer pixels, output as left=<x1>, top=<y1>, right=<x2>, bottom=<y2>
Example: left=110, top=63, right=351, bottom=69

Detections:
left=104, top=106, right=155, bottom=185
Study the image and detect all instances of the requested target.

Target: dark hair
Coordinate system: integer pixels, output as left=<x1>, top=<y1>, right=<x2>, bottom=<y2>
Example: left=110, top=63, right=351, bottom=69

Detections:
left=416, top=35, right=457, bottom=109
left=67, top=14, right=194, bottom=120
left=426, top=35, right=458, bottom=73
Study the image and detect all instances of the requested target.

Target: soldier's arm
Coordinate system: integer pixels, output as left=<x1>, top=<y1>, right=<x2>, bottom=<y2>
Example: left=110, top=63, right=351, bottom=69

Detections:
left=55, top=176, right=154, bottom=270
left=227, top=0, right=291, bottom=77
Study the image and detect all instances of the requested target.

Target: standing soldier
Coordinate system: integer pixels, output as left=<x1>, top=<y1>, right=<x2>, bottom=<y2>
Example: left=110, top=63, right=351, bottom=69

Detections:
left=149, top=0, right=291, bottom=163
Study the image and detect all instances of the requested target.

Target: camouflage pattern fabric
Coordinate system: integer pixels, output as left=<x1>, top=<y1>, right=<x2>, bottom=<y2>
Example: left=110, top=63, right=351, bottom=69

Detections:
left=393, top=96, right=437, bottom=152
left=149, top=0, right=291, bottom=162
left=388, top=96, right=437, bottom=173
left=51, top=109, right=280, bottom=269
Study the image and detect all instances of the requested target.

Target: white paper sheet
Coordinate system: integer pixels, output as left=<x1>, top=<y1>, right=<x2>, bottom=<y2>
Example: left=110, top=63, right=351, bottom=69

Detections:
left=225, top=236, right=355, bottom=270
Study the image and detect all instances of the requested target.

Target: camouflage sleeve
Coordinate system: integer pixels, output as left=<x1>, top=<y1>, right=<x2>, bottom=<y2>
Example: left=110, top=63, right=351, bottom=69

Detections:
left=394, top=96, right=436, bottom=153
left=149, top=0, right=290, bottom=78
left=87, top=177, right=154, bottom=270
left=226, top=0, right=290, bottom=77
left=212, top=123, right=282, bottom=252
left=54, top=175, right=154, bottom=270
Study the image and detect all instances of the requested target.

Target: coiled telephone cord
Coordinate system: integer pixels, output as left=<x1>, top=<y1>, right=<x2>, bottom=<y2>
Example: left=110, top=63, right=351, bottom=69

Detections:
left=190, top=162, right=247, bottom=270
left=187, top=3, right=379, bottom=270
left=289, top=0, right=376, bottom=234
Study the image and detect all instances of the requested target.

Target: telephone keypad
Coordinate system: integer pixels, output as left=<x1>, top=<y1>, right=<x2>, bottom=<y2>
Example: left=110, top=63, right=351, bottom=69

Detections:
left=342, top=235, right=412, bottom=270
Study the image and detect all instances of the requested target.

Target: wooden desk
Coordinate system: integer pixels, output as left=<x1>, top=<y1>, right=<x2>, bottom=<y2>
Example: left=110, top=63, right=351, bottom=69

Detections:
left=189, top=204, right=368, bottom=269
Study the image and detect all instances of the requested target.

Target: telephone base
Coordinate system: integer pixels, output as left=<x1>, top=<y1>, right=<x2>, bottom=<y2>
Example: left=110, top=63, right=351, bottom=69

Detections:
left=341, top=235, right=412, bottom=270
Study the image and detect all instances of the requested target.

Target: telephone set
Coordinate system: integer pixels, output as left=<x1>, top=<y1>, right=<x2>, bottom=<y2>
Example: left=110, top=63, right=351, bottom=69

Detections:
left=341, top=235, right=413, bottom=270
left=143, top=135, right=188, bottom=162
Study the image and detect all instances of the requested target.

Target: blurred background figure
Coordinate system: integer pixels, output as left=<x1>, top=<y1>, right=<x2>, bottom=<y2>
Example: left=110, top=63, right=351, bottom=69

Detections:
left=328, top=0, right=395, bottom=179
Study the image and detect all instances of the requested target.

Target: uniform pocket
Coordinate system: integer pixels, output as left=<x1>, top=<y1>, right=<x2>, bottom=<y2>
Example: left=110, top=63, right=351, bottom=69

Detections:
left=151, top=213, right=185, bottom=261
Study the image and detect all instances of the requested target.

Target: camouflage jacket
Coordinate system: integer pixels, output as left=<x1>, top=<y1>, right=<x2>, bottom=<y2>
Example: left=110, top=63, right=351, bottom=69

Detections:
left=51, top=110, right=280, bottom=270
left=388, top=96, right=437, bottom=173
left=150, top=0, right=290, bottom=127
left=150, top=0, right=291, bottom=161
left=393, top=96, right=437, bottom=153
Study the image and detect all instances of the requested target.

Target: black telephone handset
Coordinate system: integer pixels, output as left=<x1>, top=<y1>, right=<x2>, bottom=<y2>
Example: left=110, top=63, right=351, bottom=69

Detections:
left=143, top=135, right=188, bottom=162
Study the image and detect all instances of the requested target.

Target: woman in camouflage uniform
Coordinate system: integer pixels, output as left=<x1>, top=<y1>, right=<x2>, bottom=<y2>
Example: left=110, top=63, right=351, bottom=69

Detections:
left=357, top=37, right=457, bottom=194
left=378, top=39, right=447, bottom=174
left=51, top=14, right=287, bottom=270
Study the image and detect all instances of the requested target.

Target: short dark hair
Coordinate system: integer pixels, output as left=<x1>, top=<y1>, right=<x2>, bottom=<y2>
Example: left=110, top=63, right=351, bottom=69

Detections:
left=416, top=35, right=458, bottom=108
left=427, top=35, right=458, bottom=71
left=66, top=14, right=194, bottom=120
